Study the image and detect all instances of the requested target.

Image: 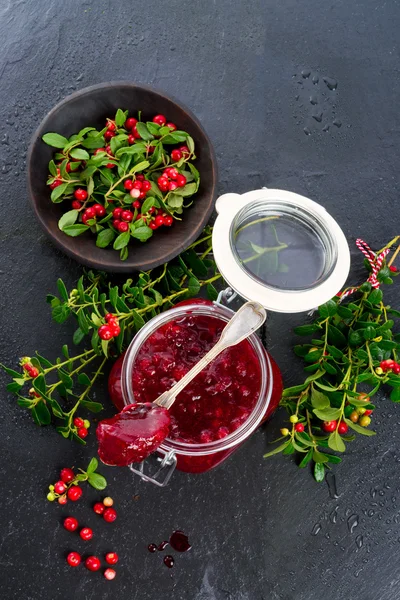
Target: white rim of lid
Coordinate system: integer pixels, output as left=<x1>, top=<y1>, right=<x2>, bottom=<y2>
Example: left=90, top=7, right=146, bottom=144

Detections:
left=212, top=189, right=350, bottom=313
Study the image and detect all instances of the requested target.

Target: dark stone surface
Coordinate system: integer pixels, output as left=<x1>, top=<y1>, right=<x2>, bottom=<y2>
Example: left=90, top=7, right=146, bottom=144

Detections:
left=0, top=1, right=400, bottom=599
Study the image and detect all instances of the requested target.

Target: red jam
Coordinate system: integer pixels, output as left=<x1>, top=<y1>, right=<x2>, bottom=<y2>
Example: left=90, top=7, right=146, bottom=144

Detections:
left=96, top=403, right=171, bottom=466
left=130, top=314, right=261, bottom=444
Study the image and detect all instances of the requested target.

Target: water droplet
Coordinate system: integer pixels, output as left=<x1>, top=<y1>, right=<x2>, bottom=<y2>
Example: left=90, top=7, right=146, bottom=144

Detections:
left=370, top=487, right=377, bottom=498
left=295, top=94, right=299, bottom=101
left=304, top=127, right=311, bottom=136
left=333, top=119, right=342, bottom=128
left=323, top=124, right=330, bottom=132
left=347, top=514, right=359, bottom=534
left=301, top=69, right=311, bottom=78
left=356, top=535, right=364, bottom=549
left=325, top=532, right=330, bottom=539
left=311, top=523, right=322, bottom=536
left=368, top=509, right=375, bottom=517
left=312, top=111, right=323, bottom=123
left=323, top=76, right=338, bottom=90
left=312, top=74, right=319, bottom=84
left=379, top=490, right=385, bottom=496
left=330, top=506, right=339, bottom=523
left=310, top=95, right=318, bottom=105
left=1, top=133, right=9, bottom=145
left=325, top=472, right=339, bottom=499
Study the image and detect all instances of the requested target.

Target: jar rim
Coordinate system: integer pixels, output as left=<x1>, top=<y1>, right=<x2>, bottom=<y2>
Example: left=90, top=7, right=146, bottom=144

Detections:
left=121, top=301, right=273, bottom=456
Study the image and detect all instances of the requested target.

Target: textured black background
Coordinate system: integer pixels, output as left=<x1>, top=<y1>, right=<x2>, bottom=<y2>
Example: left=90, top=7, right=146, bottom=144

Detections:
left=1, top=1, right=400, bottom=599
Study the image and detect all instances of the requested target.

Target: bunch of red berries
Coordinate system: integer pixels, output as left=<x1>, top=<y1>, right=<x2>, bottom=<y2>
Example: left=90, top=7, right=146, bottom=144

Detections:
left=73, top=416, right=90, bottom=439
left=157, top=166, right=187, bottom=192
left=379, top=359, right=400, bottom=374
left=98, top=314, right=121, bottom=341
left=47, top=466, right=84, bottom=505
left=22, top=360, right=39, bottom=379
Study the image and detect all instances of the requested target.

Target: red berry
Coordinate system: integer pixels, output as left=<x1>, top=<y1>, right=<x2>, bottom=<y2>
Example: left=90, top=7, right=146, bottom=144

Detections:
left=164, top=167, right=179, bottom=179
left=139, top=190, right=146, bottom=199
left=103, top=507, right=117, bottom=523
left=64, top=517, right=79, bottom=532
left=98, top=325, right=113, bottom=340
left=104, top=130, right=115, bottom=141
left=72, top=200, right=82, bottom=210
left=93, top=204, right=106, bottom=217
left=85, top=207, right=96, bottom=219
left=166, top=122, right=177, bottom=131
left=104, top=568, right=116, bottom=580
left=338, top=421, right=349, bottom=434
left=105, top=145, right=112, bottom=154
left=66, top=163, right=72, bottom=172
left=124, top=179, right=134, bottom=190
left=168, top=180, right=178, bottom=191
left=107, top=121, right=116, bottom=131
left=131, top=125, right=141, bottom=139
left=149, top=221, right=158, bottom=230
left=60, top=468, right=75, bottom=483
left=50, top=179, right=62, bottom=189
left=390, top=265, right=398, bottom=272
left=179, top=145, right=190, bottom=156
left=54, top=480, right=66, bottom=494
left=105, top=313, right=115, bottom=323
left=133, top=200, right=141, bottom=209
left=30, top=367, right=39, bottom=378
left=321, top=420, right=337, bottom=433
left=176, top=174, right=187, bottom=188
left=125, top=117, right=137, bottom=129
left=136, top=174, right=144, bottom=181
left=365, top=409, right=373, bottom=416
left=157, top=176, right=169, bottom=192
left=73, top=417, right=85, bottom=428
left=113, top=208, right=122, bottom=219
left=74, top=188, right=88, bottom=201
left=147, top=145, right=155, bottom=154
left=153, top=114, right=167, bottom=126
left=164, top=216, right=173, bottom=226
left=130, top=188, right=141, bottom=199
left=141, top=180, right=152, bottom=192
left=110, top=325, right=121, bottom=337
left=58, top=495, right=67, bottom=505
left=77, top=427, right=88, bottom=439
left=294, top=423, right=305, bottom=432
left=94, top=147, right=106, bottom=155
left=67, top=552, right=81, bottom=567
left=171, top=149, right=183, bottom=161
left=67, top=485, right=83, bottom=501
left=155, top=215, right=165, bottom=227
left=148, top=207, right=156, bottom=215
left=85, top=556, right=101, bottom=572
left=121, top=210, right=133, bottom=222
left=128, top=134, right=136, bottom=145
left=79, top=527, right=93, bottom=541
left=105, top=552, right=119, bottom=565
left=393, top=364, right=400, bottom=374
left=132, top=180, right=142, bottom=190
left=112, top=219, right=121, bottom=229
left=136, top=213, right=145, bottom=221
left=106, top=162, right=115, bottom=169
left=93, top=502, right=105, bottom=515
left=118, top=221, right=129, bottom=233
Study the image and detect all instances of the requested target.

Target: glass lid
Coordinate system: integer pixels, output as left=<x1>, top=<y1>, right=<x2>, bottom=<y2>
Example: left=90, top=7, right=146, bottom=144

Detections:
left=212, top=189, right=350, bottom=313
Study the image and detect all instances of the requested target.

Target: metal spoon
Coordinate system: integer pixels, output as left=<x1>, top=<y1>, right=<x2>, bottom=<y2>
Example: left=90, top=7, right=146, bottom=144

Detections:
left=153, top=301, right=266, bottom=410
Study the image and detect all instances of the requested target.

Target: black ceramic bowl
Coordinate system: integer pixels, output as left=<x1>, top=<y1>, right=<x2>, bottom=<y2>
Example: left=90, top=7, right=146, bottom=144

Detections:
left=28, top=82, right=217, bottom=272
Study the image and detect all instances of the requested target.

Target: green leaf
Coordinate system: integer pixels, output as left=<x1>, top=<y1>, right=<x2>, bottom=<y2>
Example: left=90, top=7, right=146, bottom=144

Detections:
left=86, top=457, right=98, bottom=473
left=32, top=374, right=46, bottom=395
left=327, top=325, right=347, bottom=348
left=188, top=277, right=201, bottom=296
left=17, top=397, right=33, bottom=407
left=304, top=369, right=325, bottom=383
left=390, top=387, right=400, bottom=402
left=7, top=382, right=23, bottom=393
left=70, top=148, right=90, bottom=160
left=135, top=121, right=154, bottom=141
left=113, top=231, right=130, bottom=250
left=326, top=454, right=342, bottom=464
left=187, top=162, right=200, bottom=181
left=363, top=326, right=376, bottom=340
left=96, top=228, right=115, bottom=248
left=80, top=400, right=103, bottom=413
left=313, top=407, right=342, bottom=420
left=34, top=401, right=51, bottom=425
left=179, top=182, right=197, bottom=197
left=318, top=299, right=337, bottom=318
left=115, top=143, right=147, bottom=157
left=141, top=197, right=156, bottom=214
left=344, top=418, right=376, bottom=436
left=206, top=283, right=219, bottom=301
left=115, top=108, right=128, bottom=127
left=56, top=279, right=68, bottom=302
left=130, top=160, right=150, bottom=173
left=311, top=388, right=330, bottom=409
left=328, top=431, right=346, bottom=452
left=337, top=305, right=353, bottom=319
left=77, top=373, right=91, bottom=386
left=167, top=193, right=184, bottom=208
left=282, top=383, right=308, bottom=397
left=101, top=339, right=109, bottom=357
left=349, top=329, right=365, bottom=346
left=42, top=132, right=68, bottom=148
left=146, top=121, right=161, bottom=135
left=326, top=345, right=344, bottom=359
left=73, top=328, right=85, bottom=345
left=313, top=449, right=329, bottom=464
left=294, top=324, right=320, bottom=336
left=50, top=182, right=69, bottom=202
left=130, top=225, right=153, bottom=242
left=263, top=441, right=290, bottom=457
left=299, top=448, right=313, bottom=468
left=88, top=472, right=107, bottom=490
left=0, top=364, right=23, bottom=378
left=63, top=224, right=90, bottom=237
left=369, top=289, right=383, bottom=304
left=314, top=462, right=325, bottom=482
left=58, top=369, right=73, bottom=389
left=186, top=135, right=195, bottom=154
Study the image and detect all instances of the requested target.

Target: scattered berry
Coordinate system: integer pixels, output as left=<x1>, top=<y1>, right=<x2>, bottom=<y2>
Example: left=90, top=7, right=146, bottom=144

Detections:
left=103, top=496, right=114, bottom=507
left=85, top=556, right=101, bottom=571
left=121, top=210, right=133, bottom=222
left=50, top=179, right=62, bottom=189
left=133, top=200, right=141, bottom=209
left=93, top=204, right=106, bottom=217
left=60, top=468, right=75, bottom=483
left=77, top=427, right=88, bottom=439
left=349, top=411, right=359, bottom=423
left=58, top=495, right=67, bottom=505
left=112, top=208, right=122, bottom=219
left=94, top=147, right=106, bottom=155
left=67, top=485, right=83, bottom=501
left=105, top=552, right=119, bottom=565
left=141, top=180, right=152, bottom=192
left=64, top=517, right=79, bottom=532
left=104, top=130, right=115, bottom=141
left=93, top=502, right=105, bottom=515
left=103, top=507, right=117, bottom=523
left=104, top=568, right=116, bottom=580
left=168, top=180, right=178, bottom=191
left=73, top=417, right=85, bottom=428
left=179, top=145, right=190, bottom=156
left=390, top=265, right=398, bottom=272
left=164, top=167, right=178, bottom=179
left=80, top=527, right=93, bottom=541
left=30, top=367, right=39, bottom=378
left=155, top=215, right=165, bottom=227
left=54, top=481, right=66, bottom=495
left=157, top=176, right=169, bottom=192
left=67, top=552, right=81, bottom=567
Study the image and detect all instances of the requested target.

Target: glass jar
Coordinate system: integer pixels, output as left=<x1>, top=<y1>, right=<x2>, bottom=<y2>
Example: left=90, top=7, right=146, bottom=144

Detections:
left=108, top=299, right=283, bottom=483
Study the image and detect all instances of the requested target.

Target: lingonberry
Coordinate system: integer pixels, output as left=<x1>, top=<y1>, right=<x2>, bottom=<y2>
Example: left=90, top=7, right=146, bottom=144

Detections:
left=171, top=149, right=183, bottom=161
left=103, top=497, right=114, bottom=507
left=67, top=552, right=81, bottom=567
left=294, top=423, right=305, bottom=433
left=107, top=121, right=116, bottom=131
left=85, top=556, right=101, bottom=572
left=73, top=417, right=85, bottom=428
left=139, top=190, right=146, bottom=200
left=124, top=179, right=134, bottom=190
left=121, top=210, right=133, bottom=222
left=77, top=427, right=88, bottom=439
left=164, top=216, right=173, bottom=226
left=74, top=188, right=88, bottom=201
left=93, top=204, right=106, bottom=217
left=68, top=485, right=83, bottom=501
left=106, top=162, right=115, bottom=168
left=72, top=200, right=82, bottom=210
left=129, top=188, right=141, bottom=199
left=148, top=207, right=155, bottom=214
left=58, top=495, right=67, bottom=505
left=66, top=163, right=72, bottom=172
left=338, top=421, right=349, bottom=434
left=128, top=134, right=136, bottom=144
left=136, top=213, right=146, bottom=222
left=104, top=568, right=116, bottom=580
left=166, top=122, right=177, bottom=131
left=155, top=215, right=165, bottom=227
left=98, top=325, right=113, bottom=341
left=105, top=552, right=118, bottom=565
left=153, top=114, right=167, bottom=126
left=103, top=507, right=117, bottom=523
left=105, top=145, right=113, bottom=155
left=132, top=180, right=142, bottom=190
left=85, top=207, right=96, bottom=219
left=54, top=480, right=66, bottom=495
left=113, top=208, right=123, bottom=219
left=30, top=367, right=39, bottom=378
left=79, top=527, right=93, bottom=541
left=118, top=221, right=129, bottom=233
left=179, top=145, right=190, bottom=156
left=60, top=468, right=75, bottom=483
left=168, top=180, right=178, bottom=191
left=393, top=364, right=400, bottom=374
left=64, top=517, right=79, bottom=532
left=147, top=144, right=155, bottom=154
left=321, top=420, right=337, bottom=432
left=110, top=324, right=121, bottom=337
left=365, top=409, right=373, bottom=416
left=289, top=415, right=298, bottom=423
left=104, top=130, right=115, bottom=141
left=157, top=176, right=169, bottom=192
left=105, top=313, right=115, bottom=323
left=280, top=428, right=290, bottom=436
left=50, top=179, right=62, bottom=189
left=94, top=147, right=106, bottom=155
left=93, top=502, right=105, bottom=515
left=133, top=200, right=141, bottom=209
left=390, top=265, right=398, bottom=272
left=131, top=125, right=141, bottom=139
left=125, top=117, right=137, bottom=129
left=136, top=174, right=144, bottom=181
left=349, top=410, right=359, bottom=423
left=149, top=221, right=158, bottom=230
left=141, top=180, right=152, bottom=192
left=380, top=359, right=395, bottom=371
left=176, top=174, right=187, bottom=188
left=164, top=167, right=178, bottom=179
left=359, top=415, right=371, bottom=427
left=84, top=419, right=90, bottom=429
left=112, top=219, right=121, bottom=229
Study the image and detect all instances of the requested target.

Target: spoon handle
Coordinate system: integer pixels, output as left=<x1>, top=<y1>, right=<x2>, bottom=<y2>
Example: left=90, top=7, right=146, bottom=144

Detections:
left=153, top=302, right=266, bottom=410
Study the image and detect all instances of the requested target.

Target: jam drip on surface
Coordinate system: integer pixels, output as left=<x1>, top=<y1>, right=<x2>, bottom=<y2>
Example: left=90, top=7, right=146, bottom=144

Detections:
left=96, top=403, right=171, bottom=466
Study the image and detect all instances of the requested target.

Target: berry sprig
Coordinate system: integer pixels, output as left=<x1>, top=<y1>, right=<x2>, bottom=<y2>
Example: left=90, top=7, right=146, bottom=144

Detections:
left=265, top=237, right=400, bottom=482
left=43, top=109, right=200, bottom=261
left=47, top=458, right=107, bottom=503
